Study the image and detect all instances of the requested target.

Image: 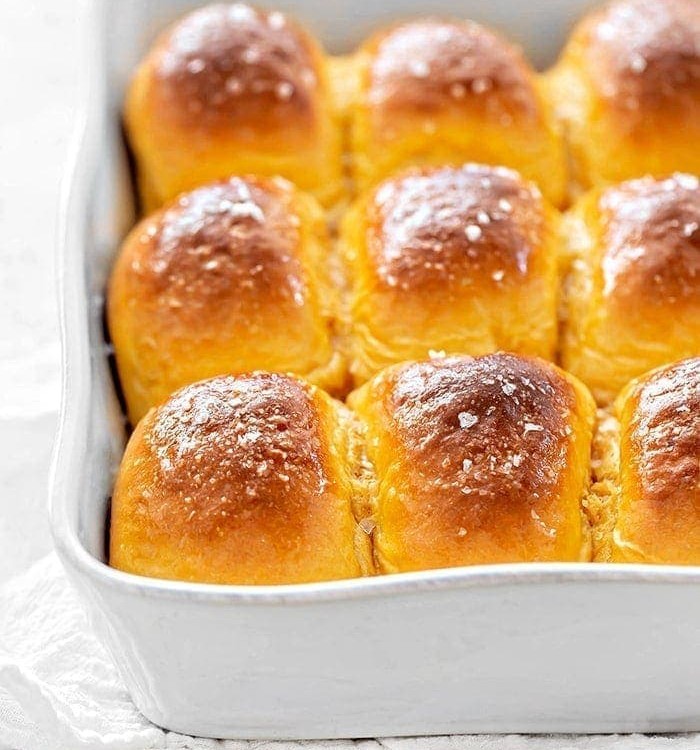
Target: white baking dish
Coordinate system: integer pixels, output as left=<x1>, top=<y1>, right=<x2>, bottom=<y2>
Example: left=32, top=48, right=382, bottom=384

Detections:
left=50, top=0, right=700, bottom=739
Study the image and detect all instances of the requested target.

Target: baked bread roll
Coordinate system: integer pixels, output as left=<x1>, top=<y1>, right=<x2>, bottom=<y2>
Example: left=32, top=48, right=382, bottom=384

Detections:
left=547, top=0, right=700, bottom=191
left=339, top=164, right=560, bottom=386
left=125, top=3, right=343, bottom=211
left=108, top=176, right=345, bottom=424
left=349, top=353, right=596, bottom=572
left=110, top=373, right=371, bottom=584
left=591, top=358, right=700, bottom=564
left=561, top=173, right=700, bottom=405
left=349, top=18, right=567, bottom=206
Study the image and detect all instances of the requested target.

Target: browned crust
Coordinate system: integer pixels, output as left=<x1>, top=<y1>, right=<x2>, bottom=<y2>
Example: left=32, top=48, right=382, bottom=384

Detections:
left=599, top=173, right=700, bottom=305
left=118, top=176, right=308, bottom=327
left=621, top=358, right=700, bottom=523
left=365, top=164, right=544, bottom=291
left=124, top=373, right=335, bottom=543
left=582, top=0, right=700, bottom=115
left=365, top=18, right=541, bottom=121
left=148, top=3, right=324, bottom=133
left=382, top=354, right=581, bottom=530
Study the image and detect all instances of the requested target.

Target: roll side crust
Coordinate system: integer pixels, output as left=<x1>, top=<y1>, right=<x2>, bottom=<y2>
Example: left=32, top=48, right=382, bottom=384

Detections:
left=349, top=353, right=596, bottom=572
left=125, top=3, right=343, bottom=209
left=612, top=358, right=700, bottom=564
left=340, top=164, right=559, bottom=385
left=547, top=0, right=700, bottom=190
left=110, top=373, right=368, bottom=583
left=561, top=173, right=700, bottom=405
left=350, top=18, right=567, bottom=205
left=108, top=176, right=345, bottom=423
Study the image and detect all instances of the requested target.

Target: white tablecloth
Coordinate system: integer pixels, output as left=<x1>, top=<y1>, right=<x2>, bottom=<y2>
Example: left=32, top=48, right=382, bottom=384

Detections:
left=0, top=2, right=697, bottom=749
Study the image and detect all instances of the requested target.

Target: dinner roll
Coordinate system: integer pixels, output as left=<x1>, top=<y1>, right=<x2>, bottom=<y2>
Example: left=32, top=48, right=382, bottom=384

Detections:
left=591, top=358, right=700, bottom=564
left=349, top=353, right=596, bottom=572
left=110, top=373, right=371, bottom=584
left=108, top=176, right=345, bottom=424
left=125, top=3, right=343, bottom=211
left=547, top=0, right=700, bottom=191
left=349, top=18, right=567, bottom=206
left=561, top=173, right=700, bottom=405
left=340, top=164, right=560, bottom=385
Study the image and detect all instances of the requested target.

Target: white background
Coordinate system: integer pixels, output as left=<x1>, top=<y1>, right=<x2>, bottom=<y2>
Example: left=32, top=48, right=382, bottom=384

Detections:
left=0, top=0, right=86, bottom=584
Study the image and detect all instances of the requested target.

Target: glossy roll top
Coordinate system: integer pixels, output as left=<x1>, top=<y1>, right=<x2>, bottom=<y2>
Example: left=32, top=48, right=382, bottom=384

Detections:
left=340, top=163, right=559, bottom=385
left=125, top=3, right=343, bottom=210
left=562, top=173, right=700, bottom=404
left=108, top=176, right=344, bottom=424
left=612, top=358, right=700, bottom=564
left=110, top=373, right=370, bottom=584
left=548, top=0, right=700, bottom=189
left=350, top=18, right=566, bottom=205
left=349, top=353, right=596, bottom=572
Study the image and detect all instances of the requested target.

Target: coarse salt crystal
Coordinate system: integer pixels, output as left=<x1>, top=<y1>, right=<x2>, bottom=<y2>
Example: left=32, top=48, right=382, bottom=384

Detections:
left=465, top=224, right=482, bottom=241
left=450, top=82, right=466, bottom=98
left=502, top=382, right=516, bottom=396
left=458, top=412, right=478, bottom=429
left=186, top=58, right=205, bottom=74
left=267, top=11, right=285, bottom=28
left=629, top=53, right=647, bottom=73
left=410, top=60, right=430, bottom=77
left=242, top=47, right=261, bottom=64
left=472, top=77, right=491, bottom=94
left=276, top=81, right=294, bottom=100
left=226, top=77, right=242, bottom=95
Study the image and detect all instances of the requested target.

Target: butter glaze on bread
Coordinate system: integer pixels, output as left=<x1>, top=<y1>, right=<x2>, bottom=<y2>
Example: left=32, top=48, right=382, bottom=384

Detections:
left=350, top=18, right=566, bottom=205
left=562, top=173, right=700, bottom=405
left=349, top=354, right=596, bottom=571
left=125, top=3, right=343, bottom=210
left=110, top=3, right=700, bottom=583
left=110, top=373, right=370, bottom=584
left=608, top=358, right=700, bottom=564
left=108, top=176, right=345, bottom=423
left=548, top=0, right=700, bottom=190
left=340, top=164, right=559, bottom=385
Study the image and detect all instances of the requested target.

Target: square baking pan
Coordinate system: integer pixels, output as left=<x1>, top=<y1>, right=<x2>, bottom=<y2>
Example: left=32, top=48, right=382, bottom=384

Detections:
left=50, top=0, right=700, bottom=739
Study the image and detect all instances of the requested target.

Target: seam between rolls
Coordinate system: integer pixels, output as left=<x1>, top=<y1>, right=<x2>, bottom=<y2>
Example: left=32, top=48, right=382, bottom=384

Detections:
left=585, top=407, right=622, bottom=562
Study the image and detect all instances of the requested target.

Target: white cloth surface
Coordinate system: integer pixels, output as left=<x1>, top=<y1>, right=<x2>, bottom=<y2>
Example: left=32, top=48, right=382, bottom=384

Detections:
left=1, top=555, right=699, bottom=750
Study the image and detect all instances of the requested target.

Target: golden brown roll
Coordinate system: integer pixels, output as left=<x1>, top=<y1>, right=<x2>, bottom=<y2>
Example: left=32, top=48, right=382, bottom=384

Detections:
left=561, top=173, right=700, bottom=405
left=349, top=18, right=567, bottom=206
left=349, top=353, right=596, bottom=572
left=339, top=164, right=560, bottom=386
left=125, top=3, right=343, bottom=211
left=110, top=372, right=371, bottom=584
left=590, top=358, right=700, bottom=564
left=547, top=0, right=700, bottom=191
left=108, top=176, right=345, bottom=425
